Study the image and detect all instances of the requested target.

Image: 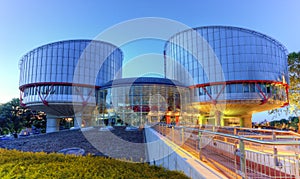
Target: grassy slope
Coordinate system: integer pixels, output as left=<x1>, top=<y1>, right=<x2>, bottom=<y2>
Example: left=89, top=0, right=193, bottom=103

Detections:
left=0, top=149, right=189, bottom=179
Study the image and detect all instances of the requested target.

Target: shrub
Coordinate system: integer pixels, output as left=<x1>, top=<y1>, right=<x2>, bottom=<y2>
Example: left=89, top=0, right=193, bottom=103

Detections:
left=0, top=149, right=189, bottom=179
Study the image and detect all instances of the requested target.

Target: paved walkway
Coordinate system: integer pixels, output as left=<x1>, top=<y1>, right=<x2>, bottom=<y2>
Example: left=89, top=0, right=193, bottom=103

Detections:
left=155, top=129, right=228, bottom=178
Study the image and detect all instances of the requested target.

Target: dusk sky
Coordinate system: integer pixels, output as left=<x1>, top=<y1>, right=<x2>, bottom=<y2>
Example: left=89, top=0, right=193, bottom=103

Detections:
left=0, top=0, right=299, bottom=121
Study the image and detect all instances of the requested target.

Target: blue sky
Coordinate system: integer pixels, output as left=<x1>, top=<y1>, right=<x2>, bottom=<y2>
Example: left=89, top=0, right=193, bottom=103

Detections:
left=0, top=0, right=299, bottom=122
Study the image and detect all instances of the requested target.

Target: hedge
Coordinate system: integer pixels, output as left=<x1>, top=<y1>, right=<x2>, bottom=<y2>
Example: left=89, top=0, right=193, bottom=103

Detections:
left=0, top=149, right=189, bottom=179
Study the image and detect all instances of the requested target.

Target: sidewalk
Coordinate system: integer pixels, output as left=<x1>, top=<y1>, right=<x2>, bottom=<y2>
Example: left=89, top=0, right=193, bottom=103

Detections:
left=149, top=128, right=228, bottom=179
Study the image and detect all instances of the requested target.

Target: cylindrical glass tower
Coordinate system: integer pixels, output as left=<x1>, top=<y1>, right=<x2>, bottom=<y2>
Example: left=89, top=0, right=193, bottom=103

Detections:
left=164, top=26, right=289, bottom=127
left=19, top=40, right=123, bottom=132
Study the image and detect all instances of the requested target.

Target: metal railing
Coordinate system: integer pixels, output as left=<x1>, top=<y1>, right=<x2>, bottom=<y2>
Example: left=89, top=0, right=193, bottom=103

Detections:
left=153, top=124, right=300, bottom=179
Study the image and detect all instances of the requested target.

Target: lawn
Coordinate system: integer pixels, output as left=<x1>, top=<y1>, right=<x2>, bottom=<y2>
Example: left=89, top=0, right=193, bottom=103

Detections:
left=0, top=149, right=189, bottom=179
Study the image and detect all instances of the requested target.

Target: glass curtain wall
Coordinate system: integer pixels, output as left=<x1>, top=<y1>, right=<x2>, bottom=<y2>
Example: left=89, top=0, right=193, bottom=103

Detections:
left=97, top=84, right=191, bottom=127
left=164, top=26, right=289, bottom=104
left=165, top=26, right=288, bottom=85
left=19, top=40, right=123, bottom=106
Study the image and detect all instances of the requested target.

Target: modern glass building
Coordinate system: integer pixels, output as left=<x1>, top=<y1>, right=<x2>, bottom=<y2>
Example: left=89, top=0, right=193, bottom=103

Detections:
left=19, top=40, right=123, bottom=132
left=19, top=26, right=289, bottom=132
left=164, top=26, right=289, bottom=127
left=97, top=77, right=192, bottom=127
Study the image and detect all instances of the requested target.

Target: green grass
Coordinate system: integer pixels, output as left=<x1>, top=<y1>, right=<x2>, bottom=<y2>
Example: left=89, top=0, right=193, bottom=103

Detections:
left=0, top=149, right=189, bottom=179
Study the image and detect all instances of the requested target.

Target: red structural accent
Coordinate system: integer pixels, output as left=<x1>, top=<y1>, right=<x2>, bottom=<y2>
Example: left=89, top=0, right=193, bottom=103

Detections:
left=20, top=82, right=100, bottom=107
left=202, top=84, right=226, bottom=105
left=190, top=80, right=289, bottom=106
left=255, top=83, right=272, bottom=105
left=84, top=90, right=94, bottom=106
left=36, top=84, right=54, bottom=106
left=175, top=116, right=179, bottom=125
left=284, top=85, right=290, bottom=107
left=203, top=87, right=215, bottom=103
left=281, top=84, right=289, bottom=108
left=189, top=80, right=289, bottom=89
left=281, top=102, right=289, bottom=107
left=132, top=105, right=150, bottom=112
left=215, top=84, right=226, bottom=101
left=166, top=116, right=171, bottom=124
left=19, top=82, right=101, bottom=91
left=75, top=87, right=94, bottom=107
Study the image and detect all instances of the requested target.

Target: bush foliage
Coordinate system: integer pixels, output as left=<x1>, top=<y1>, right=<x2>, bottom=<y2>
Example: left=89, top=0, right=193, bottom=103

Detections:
left=0, top=149, right=188, bottom=179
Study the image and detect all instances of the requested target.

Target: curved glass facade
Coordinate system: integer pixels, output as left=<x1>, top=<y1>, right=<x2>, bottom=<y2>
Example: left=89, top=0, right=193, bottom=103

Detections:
left=19, top=40, right=123, bottom=116
left=18, top=26, right=290, bottom=130
left=19, top=40, right=122, bottom=87
left=164, top=26, right=289, bottom=103
left=165, top=26, right=288, bottom=84
left=164, top=26, right=289, bottom=127
left=97, top=77, right=193, bottom=126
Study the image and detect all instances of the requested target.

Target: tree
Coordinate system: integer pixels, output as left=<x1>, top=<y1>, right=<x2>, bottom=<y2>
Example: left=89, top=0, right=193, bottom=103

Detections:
left=0, top=98, right=24, bottom=137
left=32, top=112, right=47, bottom=133
left=0, top=98, right=47, bottom=137
left=269, top=52, right=300, bottom=118
left=287, top=52, right=300, bottom=116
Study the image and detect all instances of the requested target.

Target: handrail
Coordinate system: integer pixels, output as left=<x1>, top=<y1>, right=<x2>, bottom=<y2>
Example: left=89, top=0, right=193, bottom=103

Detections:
left=201, top=124, right=299, bottom=135
left=154, top=124, right=300, bottom=179
left=237, top=135, right=300, bottom=139
left=199, top=129, right=300, bottom=146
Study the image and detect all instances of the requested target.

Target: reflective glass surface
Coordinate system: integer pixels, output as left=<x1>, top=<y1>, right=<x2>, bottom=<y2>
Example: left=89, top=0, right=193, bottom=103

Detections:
left=19, top=40, right=123, bottom=105
left=97, top=79, right=194, bottom=126
left=165, top=26, right=289, bottom=85
left=19, top=40, right=123, bottom=87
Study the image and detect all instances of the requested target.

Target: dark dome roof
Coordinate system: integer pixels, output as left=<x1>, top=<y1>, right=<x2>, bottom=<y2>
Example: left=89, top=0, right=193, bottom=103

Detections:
left=102, top=77, right=185, bottom=88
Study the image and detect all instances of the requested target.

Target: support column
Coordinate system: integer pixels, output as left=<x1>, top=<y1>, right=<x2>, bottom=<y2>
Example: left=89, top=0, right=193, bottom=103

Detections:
left=198, top=115, right=205, bottom=126
left=46, top=116, right=60, bottom=133
left=74, top=113, right=82, bottom=128
left=85, top=118, right=92, bottom=127
left=220, top=117, right=225, bottom=126
left=240, top=114, right=252, bottom=128
left=215, top=111, right=221, bottom=126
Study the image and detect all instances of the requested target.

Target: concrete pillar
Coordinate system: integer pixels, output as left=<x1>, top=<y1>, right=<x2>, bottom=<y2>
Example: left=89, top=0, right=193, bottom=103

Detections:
left=198, top=115, right=205, bottom=126
left=215, top=111, right=221, bottom=126
left=220, top=116, right=225, bottom=126
left=85, top=118, right=93, bottom=127
left=240, top=114, right=252, bottom=128
left=46, top=117, right=60, bottom=133
left=74, top=113, right=82, bottom=128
